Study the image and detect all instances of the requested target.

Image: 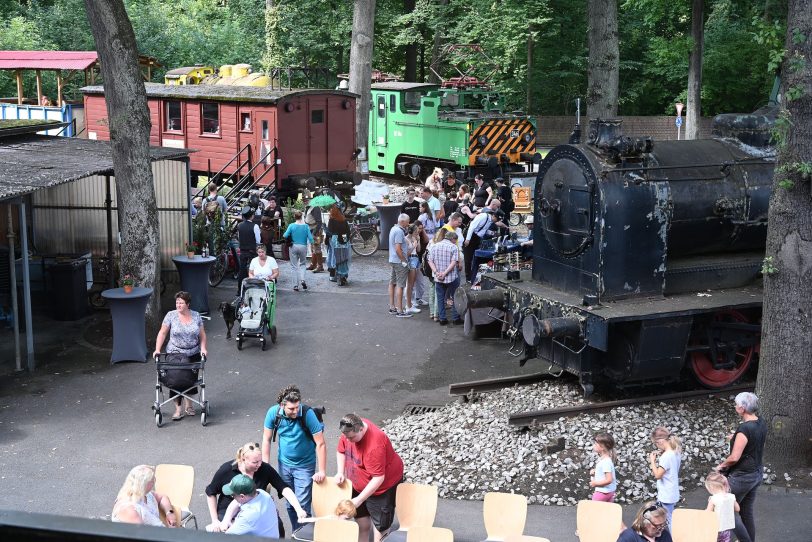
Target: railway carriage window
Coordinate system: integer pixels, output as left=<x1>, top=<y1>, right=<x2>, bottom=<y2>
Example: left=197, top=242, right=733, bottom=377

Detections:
left=262, top=120, right=269, bottom=140
left=311, top=110, right=324, bottom=124
left=202, top=103, right=220, bottom=134
left=389, top=95, right=396, bottom=112
left=377, top=96, right=386, bottom=118
left=165, top=101, right=181, bottom=131
left=240, top=112, right=252, bottom=132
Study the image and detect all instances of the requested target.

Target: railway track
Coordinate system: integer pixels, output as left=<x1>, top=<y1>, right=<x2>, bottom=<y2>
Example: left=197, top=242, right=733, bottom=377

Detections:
left=448, top=371, right=557, bottom=401
left=508, top=383, right=755, bottom=428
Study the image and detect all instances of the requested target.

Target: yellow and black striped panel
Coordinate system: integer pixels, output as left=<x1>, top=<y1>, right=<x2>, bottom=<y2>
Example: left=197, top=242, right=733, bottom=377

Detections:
left=468, top=119, right=535, bottom=164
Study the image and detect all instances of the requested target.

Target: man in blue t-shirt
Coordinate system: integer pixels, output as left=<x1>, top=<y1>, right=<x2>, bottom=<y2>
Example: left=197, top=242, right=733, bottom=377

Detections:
left=262, top=385, right=326, bottom=532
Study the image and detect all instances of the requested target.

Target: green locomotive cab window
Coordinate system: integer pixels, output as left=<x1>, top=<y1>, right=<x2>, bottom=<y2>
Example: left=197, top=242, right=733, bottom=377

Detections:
left=422, top=100, right=435, bottom=107
left=389, top=95, right=396, bottom=112
left=311, top=109, right=324, bottom=123
left=404, top=91, right=426, bottom=112
left=202, top=103, right=219, bottom=134
left=165, top=101, right=181, bottom=131
left=377, top=96, right=386, bottom=118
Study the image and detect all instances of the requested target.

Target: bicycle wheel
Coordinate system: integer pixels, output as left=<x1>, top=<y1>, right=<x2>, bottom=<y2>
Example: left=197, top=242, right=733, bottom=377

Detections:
left=350, top=228, right=379, bottom=256
left=208, top=251, right=228, bottom=287
left=509, top=213, right=522, bottom=227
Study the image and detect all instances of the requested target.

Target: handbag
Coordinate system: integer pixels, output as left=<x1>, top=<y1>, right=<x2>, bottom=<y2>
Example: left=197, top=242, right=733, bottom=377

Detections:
left=421, top=251, right=434, bottom=282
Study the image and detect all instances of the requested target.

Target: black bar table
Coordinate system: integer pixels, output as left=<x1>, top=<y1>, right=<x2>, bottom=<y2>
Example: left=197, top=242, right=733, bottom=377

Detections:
left=172, top=255, right=215, bottom=314
left=102, top=287, right=153, bottom=364
left=375, top=203, right=404, bottom=251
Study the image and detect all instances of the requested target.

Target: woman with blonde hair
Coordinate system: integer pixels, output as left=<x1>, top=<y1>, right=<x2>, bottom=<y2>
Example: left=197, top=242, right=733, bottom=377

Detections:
left=205, top=442, right=306, bottom=535
left=648, top=427, right=682, bottom=529
left=616, top=501, right=672, bottom=542
left=112, top=465, right=177, bottom=526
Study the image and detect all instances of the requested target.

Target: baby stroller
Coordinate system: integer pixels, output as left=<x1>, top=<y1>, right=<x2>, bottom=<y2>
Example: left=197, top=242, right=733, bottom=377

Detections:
left=152, top=353, right=210, bottom=427
left=236, top=278, right=278, bottom=351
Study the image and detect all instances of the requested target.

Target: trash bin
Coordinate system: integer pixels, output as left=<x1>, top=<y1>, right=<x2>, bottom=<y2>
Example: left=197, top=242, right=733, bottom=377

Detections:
left=49, top=259, right=89, bottom=320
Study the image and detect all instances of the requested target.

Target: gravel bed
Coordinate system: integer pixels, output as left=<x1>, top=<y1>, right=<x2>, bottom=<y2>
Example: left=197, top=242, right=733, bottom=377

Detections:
left=382, top=380, right=782, bottom=505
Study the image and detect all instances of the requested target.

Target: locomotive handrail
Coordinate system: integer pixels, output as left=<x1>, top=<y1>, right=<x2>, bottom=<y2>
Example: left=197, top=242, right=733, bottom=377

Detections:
left=602, top=159, right=774, bottom=175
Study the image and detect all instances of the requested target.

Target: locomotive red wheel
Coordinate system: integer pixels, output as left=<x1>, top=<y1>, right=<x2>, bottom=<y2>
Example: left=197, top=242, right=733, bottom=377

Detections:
left=689, top=310, right=756, bottom=389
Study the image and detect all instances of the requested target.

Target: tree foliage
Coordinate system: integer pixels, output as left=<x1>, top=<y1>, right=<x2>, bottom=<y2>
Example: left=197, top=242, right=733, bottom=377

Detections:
left=0, top=0, right=788, bottom=115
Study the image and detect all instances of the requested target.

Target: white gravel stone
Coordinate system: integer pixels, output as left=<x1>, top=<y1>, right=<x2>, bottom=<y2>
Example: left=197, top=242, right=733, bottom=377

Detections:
left=381, top=380, right=741, bottom=504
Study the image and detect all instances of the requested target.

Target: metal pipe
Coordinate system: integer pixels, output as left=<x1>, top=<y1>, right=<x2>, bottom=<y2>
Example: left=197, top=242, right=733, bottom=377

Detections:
left=19, top=201, right=34, bottom=371
left=105, top=175, right=114, bottom=290
left=454, top=287, right=506, bottom=316
left=7, top=205, right=21, bottom=372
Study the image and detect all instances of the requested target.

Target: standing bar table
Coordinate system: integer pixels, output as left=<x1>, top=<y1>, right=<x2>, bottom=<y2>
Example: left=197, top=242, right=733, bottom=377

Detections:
left=102, top=287, right=153, bottom=364
left=172, top=255, right=215, bottom=314
left=375, top=203, right=404, bottom=251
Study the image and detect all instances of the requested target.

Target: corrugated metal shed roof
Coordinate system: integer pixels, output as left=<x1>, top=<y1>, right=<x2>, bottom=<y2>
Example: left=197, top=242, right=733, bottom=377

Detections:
left=0, top=50, right=98, bottom=70
left=82, top=83, right=358, bottom=103
left=0, top=135, right=191, bottom=201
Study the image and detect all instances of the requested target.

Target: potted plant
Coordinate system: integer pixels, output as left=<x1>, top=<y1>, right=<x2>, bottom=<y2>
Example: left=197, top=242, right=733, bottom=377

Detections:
left=122, top=274, right=134, bottom=294
left=186, top=241, right=198, bottom=258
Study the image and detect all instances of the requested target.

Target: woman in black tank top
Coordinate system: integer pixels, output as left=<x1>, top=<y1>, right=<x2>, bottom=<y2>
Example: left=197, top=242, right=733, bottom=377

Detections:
left=716, top=392, right=766, bottom=542
left=472, top=175, right=492, bottom=208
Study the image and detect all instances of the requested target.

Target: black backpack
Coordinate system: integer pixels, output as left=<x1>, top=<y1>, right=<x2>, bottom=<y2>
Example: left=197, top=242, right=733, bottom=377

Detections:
left=270, top=404, right=326, bottom=443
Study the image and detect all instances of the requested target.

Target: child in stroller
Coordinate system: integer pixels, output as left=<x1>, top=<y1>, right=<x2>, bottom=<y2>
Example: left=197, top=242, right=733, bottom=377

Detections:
left=236, top=278, right=278, bottom=351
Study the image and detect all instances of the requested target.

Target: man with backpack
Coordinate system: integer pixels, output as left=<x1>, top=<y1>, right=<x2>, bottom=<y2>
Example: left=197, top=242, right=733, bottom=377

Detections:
left=262, top=385, right=326, bottom=532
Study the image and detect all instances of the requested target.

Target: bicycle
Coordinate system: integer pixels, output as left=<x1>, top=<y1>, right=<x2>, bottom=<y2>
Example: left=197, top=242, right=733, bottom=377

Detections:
left=349, top=218, right=379, bottom=256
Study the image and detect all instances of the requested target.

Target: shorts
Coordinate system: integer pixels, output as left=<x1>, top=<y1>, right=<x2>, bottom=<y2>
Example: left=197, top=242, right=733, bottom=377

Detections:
left=591, top=490, right=615, bottom=502
left=389, top=263, right=409, bottom=288
left=408, top=255, right=420, bottom=270
left=353, top=480, right=400, bottom=533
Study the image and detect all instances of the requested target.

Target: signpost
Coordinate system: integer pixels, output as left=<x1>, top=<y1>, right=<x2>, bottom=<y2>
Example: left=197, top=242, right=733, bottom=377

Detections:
left=675, top=102, right=684, bottom=140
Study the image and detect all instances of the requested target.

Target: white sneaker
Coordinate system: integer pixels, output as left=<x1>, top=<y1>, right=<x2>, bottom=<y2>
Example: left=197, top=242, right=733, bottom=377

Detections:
left=407, top=306, right=422, bottom=314
left=415, top=299, right=428, bottom=306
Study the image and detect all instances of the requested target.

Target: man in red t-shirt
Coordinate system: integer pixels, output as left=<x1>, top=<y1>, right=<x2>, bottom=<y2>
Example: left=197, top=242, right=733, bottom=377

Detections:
left=335, top=414, right=403, bottom=542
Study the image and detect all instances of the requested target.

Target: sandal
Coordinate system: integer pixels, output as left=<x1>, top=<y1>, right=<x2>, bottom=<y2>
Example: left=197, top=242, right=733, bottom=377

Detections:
left=172, top=412, right=184, bottom=421
left=293, top=286, right=299, bottom=292
left=185, top=407, right=196, bottom=416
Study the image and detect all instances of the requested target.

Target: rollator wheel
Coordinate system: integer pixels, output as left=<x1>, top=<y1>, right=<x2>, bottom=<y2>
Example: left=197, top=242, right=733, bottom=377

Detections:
left=204, top=401, right=211, bottom=415
left=270, top=326, right=277, bottom=344
left=155, top=412, right=163, bottom=428
left=201, top=412, right=208, bottom=426
left=237, top=337, right=243, bottom=351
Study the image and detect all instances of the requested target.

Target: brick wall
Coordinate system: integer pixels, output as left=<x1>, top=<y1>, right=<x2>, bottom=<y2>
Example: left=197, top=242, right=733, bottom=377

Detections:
left=537, top=116, right=716, bottom=147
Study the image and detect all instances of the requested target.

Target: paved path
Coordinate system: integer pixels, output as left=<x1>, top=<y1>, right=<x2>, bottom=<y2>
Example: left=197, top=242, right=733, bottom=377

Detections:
left=0, top=252, right=807, bottom=540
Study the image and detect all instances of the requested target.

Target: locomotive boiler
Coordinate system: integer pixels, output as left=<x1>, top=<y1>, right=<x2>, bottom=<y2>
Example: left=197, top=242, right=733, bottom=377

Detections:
left=456, top=114, right=775, bottom=395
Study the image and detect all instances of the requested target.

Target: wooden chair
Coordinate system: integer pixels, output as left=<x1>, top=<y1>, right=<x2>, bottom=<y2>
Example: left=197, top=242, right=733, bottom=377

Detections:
left=154, top=464, right=196, bottom=529
left=575, top=500, right=623, bottom=542
left=313, top=518, right=359, bottom=542
left=483, top=492, right=527, bottom=541
left=382, top=483, right=439, bottom=541
left=504, top=535, right=551, bottom=542
left=406, top=525, right=454, bottom=542
left=292, top=478, right=352, bottom=541
left=671, top=508, right=719, bottom=542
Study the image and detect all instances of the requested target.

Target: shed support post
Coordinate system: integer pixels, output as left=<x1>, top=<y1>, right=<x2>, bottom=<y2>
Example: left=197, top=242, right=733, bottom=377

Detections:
left=56, top=71, right=63, bottom=107
left=35, top=70, right=43, bottom=106
left=15, top=70, right=23, bottom=105
left=105, top=175, right=115, bottom=290
left=7, top=206, right=22, bottom=372
left=18, top=201, right=35, bottom=371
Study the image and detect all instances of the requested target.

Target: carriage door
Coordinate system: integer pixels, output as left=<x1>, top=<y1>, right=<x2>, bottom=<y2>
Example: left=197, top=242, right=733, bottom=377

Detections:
left=254, top=110, right=276, bottom=180
left=308, top=98, right=327, bottom=172
left=374, top=95, right=388, bottom=148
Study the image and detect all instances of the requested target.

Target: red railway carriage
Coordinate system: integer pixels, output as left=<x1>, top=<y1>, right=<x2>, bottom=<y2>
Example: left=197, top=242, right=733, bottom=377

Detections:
left=82, top=83, right=359, bottom=195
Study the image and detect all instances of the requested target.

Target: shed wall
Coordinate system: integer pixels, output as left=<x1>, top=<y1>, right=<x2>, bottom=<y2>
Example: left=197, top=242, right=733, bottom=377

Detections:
left=30, top=159, right=189, bottom=280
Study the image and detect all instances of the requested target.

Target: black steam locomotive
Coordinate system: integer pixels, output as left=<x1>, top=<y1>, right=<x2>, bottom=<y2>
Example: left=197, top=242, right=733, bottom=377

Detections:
left=456, top=112, right=776, bottom=395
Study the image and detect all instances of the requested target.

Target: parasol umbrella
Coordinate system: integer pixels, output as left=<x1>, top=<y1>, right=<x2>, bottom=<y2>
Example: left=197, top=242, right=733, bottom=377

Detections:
left=309, top=194, right=338, bottom=208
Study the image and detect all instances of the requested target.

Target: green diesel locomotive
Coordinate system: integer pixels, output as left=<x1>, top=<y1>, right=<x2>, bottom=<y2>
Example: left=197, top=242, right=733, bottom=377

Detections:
left=368, top=79, right=539, bottom=181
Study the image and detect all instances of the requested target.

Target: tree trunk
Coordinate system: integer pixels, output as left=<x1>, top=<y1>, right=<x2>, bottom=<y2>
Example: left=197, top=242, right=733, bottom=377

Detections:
left=586, top=0, right=619, bottom=118
left=428, top=0, right=449, bottom=83
left=756, top=0, right=812, bottom=471
left=527, top=27, right=534, bottom=114
left=83, top=0, right=161, bottom=327
left=349, top=0, right=376, bottom=170
left=686, top=0, right=704, bottom=140
left=404, top=0, right=417, bottom=81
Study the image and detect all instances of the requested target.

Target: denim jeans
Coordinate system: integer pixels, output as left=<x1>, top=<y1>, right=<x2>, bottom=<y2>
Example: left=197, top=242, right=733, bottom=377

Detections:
left=435, top=277, right=460, bottom=321
left=278, top=461, right=314, bottom=532
left=728, top=469, right=762, bottom=542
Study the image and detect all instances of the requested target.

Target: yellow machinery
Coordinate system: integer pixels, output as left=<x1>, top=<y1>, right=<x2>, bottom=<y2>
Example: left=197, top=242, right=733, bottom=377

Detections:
left=164, top=65, right=215, bottom=85
left=165, top=64, right=270, bottom=87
